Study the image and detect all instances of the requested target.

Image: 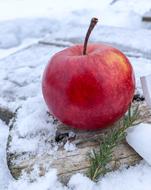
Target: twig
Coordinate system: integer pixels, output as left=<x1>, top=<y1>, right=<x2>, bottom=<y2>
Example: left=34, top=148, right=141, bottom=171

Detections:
left=87, top=104, right=140, bottom=181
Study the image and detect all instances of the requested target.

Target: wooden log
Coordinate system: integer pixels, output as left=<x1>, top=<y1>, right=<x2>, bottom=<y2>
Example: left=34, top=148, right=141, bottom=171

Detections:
left=142, top=11, right=151, bottom=22
left=7, top=102, right=151, bottom=184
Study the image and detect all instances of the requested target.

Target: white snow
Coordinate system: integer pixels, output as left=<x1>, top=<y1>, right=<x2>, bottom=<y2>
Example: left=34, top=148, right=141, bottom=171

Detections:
left=127, top=123, right=151, bottom=166
left=0, top=38, right=38, bottom=59
left=0, top=18, right=59, bottom=59
left=0, top=18, right=58, bottom=49
left=64, top=141, right=77, bottom=152
left=46, top=24, right=151, bottom=55
left=69, top=163, right=151, bottom=190
left=7, top=169, right=66, bottom=190
left=0, top=0, right=151, bottom=190
left=0, top=0, right=150, bottom=27
left=1, top=119, right=151, bottom=190
left=0, top=0, right=151, bottom=59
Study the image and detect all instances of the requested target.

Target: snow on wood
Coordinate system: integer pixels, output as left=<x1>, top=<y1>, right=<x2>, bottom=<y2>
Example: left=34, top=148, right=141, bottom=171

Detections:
left=7, top=114, right=142, bottom=184
left=7, top=100, right=151, bottom=184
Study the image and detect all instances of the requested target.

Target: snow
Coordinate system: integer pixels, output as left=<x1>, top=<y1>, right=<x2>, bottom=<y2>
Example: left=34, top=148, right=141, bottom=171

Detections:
left=7, top=169, right=66, bottom=190
left=0, top=18, right=58, bottom=49
left=1, top=118, right=151, bottom=190
left=0, top=38, right=38, bottom=60
left=45, top=24, right=151, bottom=55
left=0, top=18, right=59, bottom=59
left=0, top=0, right=150, bottom=27
left=1, top=120, right=151, bottom=190
left=0, top=0, right=151, bottom=59
left=64, top=141, right=77, bottom=152
left=0, top=44, right=61, bottom=106
left=69, top=163, right=151, bottom=190
left=69, top=173, right=95, bottom=190
left=127, top=123, right=151, bottom=166
left=0, top=0, right=151, bottom=189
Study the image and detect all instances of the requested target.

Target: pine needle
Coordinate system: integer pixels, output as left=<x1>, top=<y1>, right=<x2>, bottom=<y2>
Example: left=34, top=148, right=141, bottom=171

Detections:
left=87, top=104, right=140, bottom=181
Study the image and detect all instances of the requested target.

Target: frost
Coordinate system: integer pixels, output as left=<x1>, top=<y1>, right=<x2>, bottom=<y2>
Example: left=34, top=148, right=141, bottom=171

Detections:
left=64, top=141, right=77, bottom=152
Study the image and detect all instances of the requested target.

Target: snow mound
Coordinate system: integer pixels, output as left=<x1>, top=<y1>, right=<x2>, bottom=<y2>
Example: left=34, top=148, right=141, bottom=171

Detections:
left=126, top=123, right=151, bottom=165
left=0, top=18, right=59, bottom=49
left=67, top=162, right=151, bottom=190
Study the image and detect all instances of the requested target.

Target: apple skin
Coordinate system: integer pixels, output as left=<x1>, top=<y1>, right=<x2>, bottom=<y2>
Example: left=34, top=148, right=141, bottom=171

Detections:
left=42, top=44, right=135, bottom=130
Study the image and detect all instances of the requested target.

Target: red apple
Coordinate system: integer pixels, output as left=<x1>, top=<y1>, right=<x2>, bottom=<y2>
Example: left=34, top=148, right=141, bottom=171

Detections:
left=42, top=18, right=135, bottom=130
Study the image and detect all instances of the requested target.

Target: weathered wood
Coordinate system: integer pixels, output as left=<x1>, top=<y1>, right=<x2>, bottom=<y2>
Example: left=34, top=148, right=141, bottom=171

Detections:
left=0, top=107, right=15, bottom=125
left=142, top=11, right=151, bottom=22
left=7, top=102, right=151, bottom=184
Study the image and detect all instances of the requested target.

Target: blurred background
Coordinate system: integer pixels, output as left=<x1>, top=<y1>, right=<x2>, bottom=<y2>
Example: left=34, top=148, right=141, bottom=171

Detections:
left=0, top=0, right=151, bottom=59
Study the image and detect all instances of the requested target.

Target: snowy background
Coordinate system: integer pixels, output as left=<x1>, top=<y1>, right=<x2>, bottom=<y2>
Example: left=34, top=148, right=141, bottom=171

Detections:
left=0, top=0, right=151, bottom=59
left=0, top=0, right=151, bottom=189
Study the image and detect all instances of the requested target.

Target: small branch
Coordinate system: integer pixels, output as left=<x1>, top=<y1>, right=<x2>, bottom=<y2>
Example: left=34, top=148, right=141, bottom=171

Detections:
left=83, top=17, right=98, bottom=55
left=87, top=105, right=140, bottom=181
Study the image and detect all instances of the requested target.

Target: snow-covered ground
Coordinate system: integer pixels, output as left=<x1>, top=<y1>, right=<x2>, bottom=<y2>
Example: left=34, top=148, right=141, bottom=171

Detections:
left=0, top=0, right=151, bottom=58
left=1, top=121, right=151, bottom=190
left=1, top=0, right=151, bottom=190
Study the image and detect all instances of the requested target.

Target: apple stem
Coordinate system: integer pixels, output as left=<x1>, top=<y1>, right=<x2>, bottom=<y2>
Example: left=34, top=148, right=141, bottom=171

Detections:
left=83, top=17, right=98, bottom=55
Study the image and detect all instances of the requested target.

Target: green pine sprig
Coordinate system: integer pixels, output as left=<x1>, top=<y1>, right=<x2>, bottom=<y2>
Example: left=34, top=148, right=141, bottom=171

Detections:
left=87, top=104, right=140, bottom=181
